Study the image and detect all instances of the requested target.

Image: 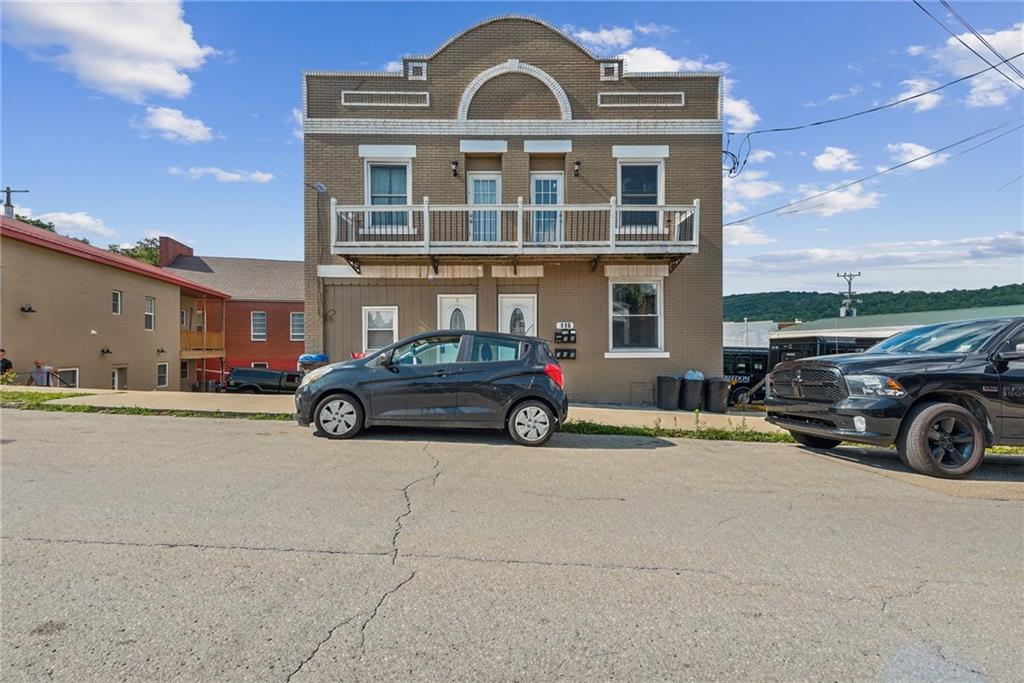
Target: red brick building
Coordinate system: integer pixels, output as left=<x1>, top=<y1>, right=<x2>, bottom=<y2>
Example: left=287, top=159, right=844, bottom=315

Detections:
left=160, top=237, right=304, bottom=384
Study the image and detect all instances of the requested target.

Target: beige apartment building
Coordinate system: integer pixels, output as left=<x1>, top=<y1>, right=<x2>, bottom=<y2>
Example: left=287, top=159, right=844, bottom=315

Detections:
left=302, top=15, right=723, bottom=404
left=0, top=216, right=227, bottom=391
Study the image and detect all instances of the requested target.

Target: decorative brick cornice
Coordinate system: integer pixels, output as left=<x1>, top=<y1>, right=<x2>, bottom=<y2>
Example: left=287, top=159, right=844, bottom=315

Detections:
left=303, top=118, right=723, bottom=136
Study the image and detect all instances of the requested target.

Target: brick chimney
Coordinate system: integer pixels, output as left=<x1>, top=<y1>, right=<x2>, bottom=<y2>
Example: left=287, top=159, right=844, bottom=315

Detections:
left=159, top=236, right=193, bottom=267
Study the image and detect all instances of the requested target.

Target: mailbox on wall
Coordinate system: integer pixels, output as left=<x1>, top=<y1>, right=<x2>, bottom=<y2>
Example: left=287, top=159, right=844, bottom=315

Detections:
left=554, top=321, right=576, bottom=359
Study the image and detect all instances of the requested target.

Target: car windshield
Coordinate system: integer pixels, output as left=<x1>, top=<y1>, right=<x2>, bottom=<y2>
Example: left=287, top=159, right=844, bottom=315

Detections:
left=865, top=319, right=1010, bottom=355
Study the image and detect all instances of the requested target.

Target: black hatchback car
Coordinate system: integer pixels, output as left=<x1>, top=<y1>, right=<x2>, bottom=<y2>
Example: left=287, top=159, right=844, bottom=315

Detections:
left=766, top=317, right=1024, bottom=478
left=295, top=331, right=569, bottom=445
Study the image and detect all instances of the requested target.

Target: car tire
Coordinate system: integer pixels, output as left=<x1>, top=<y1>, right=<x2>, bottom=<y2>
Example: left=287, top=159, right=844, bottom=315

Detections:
left=897, top=402, right=984, bottom=479
left=790, top=431, right=842, bottom=449
left=508, top=400, right=555, bottom=447
left=314, top=394, right=364, bottom=440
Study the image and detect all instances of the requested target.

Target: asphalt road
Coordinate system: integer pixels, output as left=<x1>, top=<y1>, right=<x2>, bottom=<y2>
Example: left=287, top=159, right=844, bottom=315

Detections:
left=2, top=410, right=1022, bottom=681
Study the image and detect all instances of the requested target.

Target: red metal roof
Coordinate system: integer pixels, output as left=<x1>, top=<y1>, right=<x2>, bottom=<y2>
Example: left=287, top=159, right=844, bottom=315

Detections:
left=0, top=216, right=229, bottom=299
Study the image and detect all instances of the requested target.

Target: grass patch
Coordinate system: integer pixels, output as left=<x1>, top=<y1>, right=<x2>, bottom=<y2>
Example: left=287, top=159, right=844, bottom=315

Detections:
left=562, top=419, right=796, bottom=443
left=2, top=401, right=292, bottom=421
left=0, top=390, right=88, bottom=405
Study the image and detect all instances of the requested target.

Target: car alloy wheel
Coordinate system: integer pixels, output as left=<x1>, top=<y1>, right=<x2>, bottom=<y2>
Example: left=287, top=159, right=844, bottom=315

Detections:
left=925, top=415, right=976, bottom=470
left=514, top=405, right=550, bottom=442
left=319, top=398, right=357, bottom=436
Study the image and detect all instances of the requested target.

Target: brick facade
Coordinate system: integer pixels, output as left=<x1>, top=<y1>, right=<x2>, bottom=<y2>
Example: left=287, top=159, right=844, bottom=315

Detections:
left=303, top=16, right=723, bottom=404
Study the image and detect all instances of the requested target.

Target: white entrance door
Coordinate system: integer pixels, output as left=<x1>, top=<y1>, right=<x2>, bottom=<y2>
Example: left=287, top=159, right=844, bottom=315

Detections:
left=530, top=173, right=563, bottom=243
left=438, top=294, right=477, bottom=330
left=467, top=172, right=501, bottom=242
left=498, top=295, right=537, bottom=336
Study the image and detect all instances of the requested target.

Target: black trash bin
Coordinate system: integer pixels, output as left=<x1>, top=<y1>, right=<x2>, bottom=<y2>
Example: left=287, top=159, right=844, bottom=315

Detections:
left=703, top=377, right=730, bottom=414
left=680, top=378, right=704, bottom=411
left=656, top=375, right=681, bottom=410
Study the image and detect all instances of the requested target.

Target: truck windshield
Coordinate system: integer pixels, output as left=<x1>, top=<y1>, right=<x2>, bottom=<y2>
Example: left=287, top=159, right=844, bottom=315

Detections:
left=866, top=319, right=1010, bottom=355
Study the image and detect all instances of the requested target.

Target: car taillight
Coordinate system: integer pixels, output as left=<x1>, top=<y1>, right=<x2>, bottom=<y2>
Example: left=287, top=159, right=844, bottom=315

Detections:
left=544, top=362, right=564, bottom=388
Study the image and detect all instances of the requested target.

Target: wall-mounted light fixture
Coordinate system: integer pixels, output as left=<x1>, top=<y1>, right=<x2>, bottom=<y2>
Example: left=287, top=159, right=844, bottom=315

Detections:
left=20, top=304, right=37, bottom=313
left=450, top=160, right=459, bottom=177
left=156, top=348, right=166, bottom=354
left=100, top=347, right=112, bottom=355
left=573, top=160, right=582, bottom=177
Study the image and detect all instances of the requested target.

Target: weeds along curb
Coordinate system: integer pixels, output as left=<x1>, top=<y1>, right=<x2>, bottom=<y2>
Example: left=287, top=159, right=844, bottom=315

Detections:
left=2, top=401, right=294, bottom=421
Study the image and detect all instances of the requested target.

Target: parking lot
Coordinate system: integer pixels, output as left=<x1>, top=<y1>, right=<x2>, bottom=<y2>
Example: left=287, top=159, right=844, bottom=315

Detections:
left=3, top=410, right=1022, bottom=681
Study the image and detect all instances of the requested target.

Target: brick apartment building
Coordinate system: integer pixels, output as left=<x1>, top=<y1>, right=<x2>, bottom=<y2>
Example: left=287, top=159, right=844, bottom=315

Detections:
left=160, top=237, right=304, bottom=383
left=1, top=216, right=227, bottom=390
left=302, top=15, right=723, bottom=404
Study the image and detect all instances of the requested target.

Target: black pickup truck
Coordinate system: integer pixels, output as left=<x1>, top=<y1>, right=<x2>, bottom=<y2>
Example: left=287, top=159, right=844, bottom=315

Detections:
left=766, top=317, right=1024, bottom=478
left=224, top=367, right=302, bottom=394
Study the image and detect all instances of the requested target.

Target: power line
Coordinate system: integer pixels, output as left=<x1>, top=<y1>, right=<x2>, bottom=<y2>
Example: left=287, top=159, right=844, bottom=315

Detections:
left=722, top=49, right=1024, bottom=176
left=939, top=0, right=1024, bottom=82
left=724, top=117, right=1024, bottom=226
left=995, top=173, right=1023, bottom=192
left=912, top=0, right=1024, bottom=91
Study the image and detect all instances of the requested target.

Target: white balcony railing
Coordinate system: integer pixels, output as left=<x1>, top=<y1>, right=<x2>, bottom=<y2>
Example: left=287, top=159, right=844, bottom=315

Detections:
left=330, top=197, right=699, bottom=255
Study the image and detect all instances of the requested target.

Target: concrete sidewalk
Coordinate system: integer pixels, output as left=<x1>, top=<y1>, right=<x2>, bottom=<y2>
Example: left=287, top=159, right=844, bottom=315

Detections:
left=1, top=385, right=782, bottom=433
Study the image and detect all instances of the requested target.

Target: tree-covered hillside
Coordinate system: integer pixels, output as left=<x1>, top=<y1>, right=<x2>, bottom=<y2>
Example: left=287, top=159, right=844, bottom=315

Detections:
left=724, top=284, right=1024, bottom=322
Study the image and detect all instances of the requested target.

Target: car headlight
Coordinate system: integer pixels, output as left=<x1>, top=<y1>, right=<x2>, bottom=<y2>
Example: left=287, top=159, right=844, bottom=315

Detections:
left=845, top=374, right=906, bottom=398
left=300, top=366, right=331, bottom=387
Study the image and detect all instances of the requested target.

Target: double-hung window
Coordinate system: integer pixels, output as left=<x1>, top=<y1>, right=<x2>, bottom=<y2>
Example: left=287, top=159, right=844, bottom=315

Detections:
left=251, top=311, right=267, bottom=341
left=144, top=297, right=155, bottom=331
left=112, top=291, right=122, bottom=315
left=290, top=312, right=305, bottom=341
left=365, top=162, right=410, bottom=232
left=156, top=363, right=169, bottom=388
left=608, top=280, right=665, bottom=355
left=363, top=306, right=398, bottom=351
left=618, top=162, right=663, bottom=234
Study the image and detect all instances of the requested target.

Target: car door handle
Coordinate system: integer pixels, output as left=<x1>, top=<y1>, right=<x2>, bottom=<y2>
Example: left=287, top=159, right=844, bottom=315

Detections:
left=433, top=370, right=450, bottom=377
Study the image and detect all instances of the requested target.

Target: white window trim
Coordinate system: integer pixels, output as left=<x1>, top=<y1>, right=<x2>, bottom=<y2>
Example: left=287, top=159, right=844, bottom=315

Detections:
left=407, top=61, right=427, bottom=80
left=56, top=367, right=80, bottom=388
left=357, top=144, right=417, bottom=158
left=156, top=362, right=169, bottom=388
left=459, top=139, right=507, bottom=153
left=530, top=172, right=565, bottom=242
left=466, top=171, right=502, bottom=244
left=606, top=277, right=667, bottom=357
left=362, top=159, right=415, bottom=235
left=251, top=362, right=269, bottom=369
left=290, top=311, right=305, bottom=342
left=112, top=290, right=122, bottom=315
left=144, top=297, right=155, bottom=331
left=613, top=145, right=670, bottom=159
left=342, top=91, right=430, bottom=107
left=600, top=62, right=620, bottom=81
left=362, top=305, right=399, bottom=352
left=598, top=92, right=685, bottom=107
left=616, top=159, right=666, bottom=235
left=437, top=294, right=478, bottom=331
left=523, top=139, right=572, bottom=153
left=251, top=310, right=267, bottom=342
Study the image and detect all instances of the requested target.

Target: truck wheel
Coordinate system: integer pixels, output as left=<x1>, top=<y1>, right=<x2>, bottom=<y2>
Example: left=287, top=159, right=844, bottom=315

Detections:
left=897, top=402, right=984, bottom=478
left=730, top=387, right=751, bottom=406
left=314, top=394, right=363, bottom=439
left=790, top=431, right=842, bottom=449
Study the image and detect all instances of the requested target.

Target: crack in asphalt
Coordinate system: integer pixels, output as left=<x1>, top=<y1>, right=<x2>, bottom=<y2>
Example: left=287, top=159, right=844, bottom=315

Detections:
left=388, top=443, right=441, bottom=565
left=3, top=535, right=390, bottom=559
left=357, top=571, right=417, bottom=659
left=284, top=612, right=361, bottom=682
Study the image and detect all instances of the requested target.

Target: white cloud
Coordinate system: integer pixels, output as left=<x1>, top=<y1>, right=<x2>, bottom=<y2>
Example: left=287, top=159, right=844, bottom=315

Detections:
left=813, top=146, right=860, bottom=172
left=906, top=45, right=926, bottom=57
left=17, top=208, right=116, bottom=238
left=291, top=107, right=303, bottom=140
left=383, top=60, right=403, bottom=73
left=3, top=1, right=214, bottom=102
left=929, top=22, right=1024, bottom=108
left=634, top=22, right=675, bottom=38
left=724, top=199, right=748, bottom=217
left=168, top=166, right=273, bottom=183
left=724, top=224, right=776, bottom=246
left=747, top=149, right=776, bottom=163
left=884, top=142, right=950, bottom=171
left=896, top=78, right=942, bottom=112
left=135, top=106, right=213, bottom=143
left=566, top=25, right=634, bottom=50
left=790, top=182, right=881, bottom=217
left=724, top=170, right=783, bottom=202
left=803, top=85, right=864, bottom=108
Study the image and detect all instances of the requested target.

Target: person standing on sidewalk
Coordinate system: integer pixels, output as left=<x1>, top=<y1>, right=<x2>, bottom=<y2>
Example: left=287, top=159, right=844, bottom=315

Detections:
left=27, top=359, right=55, bottom=387
left=0, top=349, right=12, bottom=374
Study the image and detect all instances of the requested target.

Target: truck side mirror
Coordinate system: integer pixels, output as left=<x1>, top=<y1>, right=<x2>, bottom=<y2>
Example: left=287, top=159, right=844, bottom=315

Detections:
left=996, top=350, right=1024, bottom=363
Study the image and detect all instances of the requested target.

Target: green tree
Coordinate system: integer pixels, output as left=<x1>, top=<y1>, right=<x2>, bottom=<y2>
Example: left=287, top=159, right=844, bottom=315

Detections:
left=108, top=237, right=159, bottom=265
left=14, top=213, right=91, bottom=245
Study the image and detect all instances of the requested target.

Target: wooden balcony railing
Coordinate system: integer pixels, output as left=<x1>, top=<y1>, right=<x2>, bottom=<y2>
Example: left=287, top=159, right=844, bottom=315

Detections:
left=330, top=197, right=700, bottom=256
left=180, top=330, right=224, bottom=354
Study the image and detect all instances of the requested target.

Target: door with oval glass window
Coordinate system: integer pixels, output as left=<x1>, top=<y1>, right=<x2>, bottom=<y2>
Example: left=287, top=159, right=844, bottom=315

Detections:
left=498, top=295, right=537, bottom=336
left=437, top=294, right=477, bottom=330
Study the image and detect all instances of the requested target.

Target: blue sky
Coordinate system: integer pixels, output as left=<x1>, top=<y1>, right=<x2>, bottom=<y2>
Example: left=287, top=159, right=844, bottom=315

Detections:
left=2, top=1, right=1022, bottom=295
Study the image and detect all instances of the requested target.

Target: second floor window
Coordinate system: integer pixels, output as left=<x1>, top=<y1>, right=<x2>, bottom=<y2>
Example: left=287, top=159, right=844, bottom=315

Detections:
left=367, top=163, right=409, bottom=230
left=112, top=290, right=122, bottom=315
left=290, top=312, right=305, bottom=341
left=196, top=310, right=205, bottom=331
left=144, top=297, right=155, bottom=330
left=619, top=162, right=661, bottom=231
left=251, top=311, right=267, bottom=341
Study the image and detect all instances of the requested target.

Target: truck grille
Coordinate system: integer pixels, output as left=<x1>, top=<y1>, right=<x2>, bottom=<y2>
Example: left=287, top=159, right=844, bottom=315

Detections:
left=771, top=367, right=847, bottom=403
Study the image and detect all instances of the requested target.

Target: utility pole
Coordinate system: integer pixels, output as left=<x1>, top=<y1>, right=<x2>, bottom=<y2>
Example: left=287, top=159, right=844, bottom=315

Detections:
left=837, top=272, right=861, bottom=318
left=2, top=186, right=29, bottom=218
